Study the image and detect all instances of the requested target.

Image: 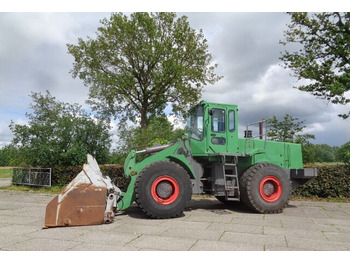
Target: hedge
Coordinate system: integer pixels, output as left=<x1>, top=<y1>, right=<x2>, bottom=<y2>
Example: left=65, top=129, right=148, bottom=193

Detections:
left=292, top=164, right=350, bottom=198
left=51, top=164, right=350, bottom=199
left=51, top=164, right=128, bottom=191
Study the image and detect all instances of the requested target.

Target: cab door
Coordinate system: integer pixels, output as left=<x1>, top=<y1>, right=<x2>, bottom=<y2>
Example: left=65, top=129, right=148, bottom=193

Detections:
left=208, top=107, right=227, bottom=154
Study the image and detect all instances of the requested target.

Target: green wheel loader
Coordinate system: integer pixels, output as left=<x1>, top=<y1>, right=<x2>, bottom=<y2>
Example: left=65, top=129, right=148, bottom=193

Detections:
left=44, top=101, right=317, bottom=228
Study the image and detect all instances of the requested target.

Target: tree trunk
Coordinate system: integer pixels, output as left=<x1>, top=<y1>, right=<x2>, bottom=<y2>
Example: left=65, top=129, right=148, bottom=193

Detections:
left=140, top=107, right=148, bottom=129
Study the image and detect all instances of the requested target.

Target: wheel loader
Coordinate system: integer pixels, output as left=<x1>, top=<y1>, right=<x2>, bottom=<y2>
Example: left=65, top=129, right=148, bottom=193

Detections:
left=44, top=101, right=317, bottom=228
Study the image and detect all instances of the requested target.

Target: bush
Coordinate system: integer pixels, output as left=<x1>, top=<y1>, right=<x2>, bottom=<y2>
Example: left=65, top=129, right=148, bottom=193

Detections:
left=338, top=142, right=350, bottom=164
left=100, top=165, right=129, bottom=191
left=292, top=164, right=350, bottom=198
left=10, top=91, right=112, bottom=167
left=51, top=164, right=127, bottom=190
left=51, top=166, right=82, bottom=187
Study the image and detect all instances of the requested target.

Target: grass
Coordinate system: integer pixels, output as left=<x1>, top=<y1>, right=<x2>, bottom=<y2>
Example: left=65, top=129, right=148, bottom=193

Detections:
left=0, top=167, right=61, bottom=193
left=291, top=195, right=350, bottom=203
left=0, top=168, right=13, bottom=178
left=0, top=166, right=62, bottom=194
left=305, top=162, right=346, bottom=167
left=0, top=184, right=64, bottom=194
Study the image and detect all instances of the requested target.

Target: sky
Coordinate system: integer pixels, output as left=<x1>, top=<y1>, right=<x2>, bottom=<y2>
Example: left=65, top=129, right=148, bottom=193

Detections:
left=1, top=2, right=349, bottom=150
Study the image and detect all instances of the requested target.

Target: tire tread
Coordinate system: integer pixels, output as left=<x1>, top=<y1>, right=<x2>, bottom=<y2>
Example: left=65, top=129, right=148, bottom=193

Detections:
left=240, top=163, right=291, bottom=214
left=135, top=161, right=191, bottom=219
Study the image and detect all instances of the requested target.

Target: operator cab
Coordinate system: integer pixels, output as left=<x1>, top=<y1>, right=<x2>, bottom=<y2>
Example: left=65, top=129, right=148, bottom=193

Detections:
left=187, top=101, right=239, bottom=156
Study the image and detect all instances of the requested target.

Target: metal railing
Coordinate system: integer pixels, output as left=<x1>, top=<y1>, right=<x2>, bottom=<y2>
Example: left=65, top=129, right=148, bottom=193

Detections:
left=244, top=120, right=267, bottom=155
left=12, top=167, right=51, bottom=187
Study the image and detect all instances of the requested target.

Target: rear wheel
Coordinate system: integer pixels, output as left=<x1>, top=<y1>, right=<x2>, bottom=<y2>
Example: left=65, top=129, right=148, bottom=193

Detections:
left=135, top=161, right=192, bottom=218
left=240, top=163, right=291, bottom=213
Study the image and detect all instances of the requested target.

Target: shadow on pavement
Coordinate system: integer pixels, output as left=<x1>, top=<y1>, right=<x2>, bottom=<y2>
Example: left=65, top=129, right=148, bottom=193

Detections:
left=187, top=198, right=253, bottom=214
left=118, top=198, right=256, bottom=220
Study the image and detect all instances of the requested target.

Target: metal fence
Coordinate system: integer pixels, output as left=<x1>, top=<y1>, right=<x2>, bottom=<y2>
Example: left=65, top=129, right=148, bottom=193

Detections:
left=12, top=167, right=51, bottom=187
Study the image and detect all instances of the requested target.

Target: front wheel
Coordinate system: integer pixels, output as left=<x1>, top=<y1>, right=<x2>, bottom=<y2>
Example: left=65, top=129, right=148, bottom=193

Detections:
left=240, top=163, right=291, bottom=214
left=135, top=161, right=192, bottom=218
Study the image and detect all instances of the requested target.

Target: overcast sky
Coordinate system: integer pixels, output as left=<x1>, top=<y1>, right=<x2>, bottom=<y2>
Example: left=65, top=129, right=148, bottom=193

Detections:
left=1, top=6, right=349, bottom=149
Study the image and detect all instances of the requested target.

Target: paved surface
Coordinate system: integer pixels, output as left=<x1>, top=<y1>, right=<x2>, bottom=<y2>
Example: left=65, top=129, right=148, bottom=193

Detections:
left=0, top=178, right=11, bottom=187
left=0, top=189, right=349, bottom=251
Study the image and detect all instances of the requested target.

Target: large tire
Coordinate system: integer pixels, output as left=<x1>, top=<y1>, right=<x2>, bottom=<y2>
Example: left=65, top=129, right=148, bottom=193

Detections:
left=240, top=163, right=291, bottom=214
left=135, top=161, right=192, bottom=218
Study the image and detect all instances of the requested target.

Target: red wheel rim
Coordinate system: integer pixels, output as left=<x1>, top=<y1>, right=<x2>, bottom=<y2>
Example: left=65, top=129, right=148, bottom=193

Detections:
left=151, top=176, right=179, bottom=205
left=259, top=176, right=282, bottom=202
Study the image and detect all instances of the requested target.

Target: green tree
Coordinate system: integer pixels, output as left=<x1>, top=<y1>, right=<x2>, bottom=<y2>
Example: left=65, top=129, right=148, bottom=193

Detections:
left=332, top=145, right=341, bottom=162
left=313, top=144, right=338, bottom=162
left=280, top=12, right=350, bottom=119
left=118, top=115, right=184, bottom=154
left=109, top=116, right=185, bottom=164
left=9, top=91, right=111, bottom=167
left=301, top=143, right=316, bottom=164
left=0, top=145, right=26, bottom=166
left=67, top=12, right=221, bottom=129
left=338, top=141, right=350, bottom=163
left=266, top=114, right=313, bottom=143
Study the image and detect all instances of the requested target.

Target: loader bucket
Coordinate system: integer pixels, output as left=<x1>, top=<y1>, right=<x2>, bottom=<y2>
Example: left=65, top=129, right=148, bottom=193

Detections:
left=43, top=155, right=121, bottom=228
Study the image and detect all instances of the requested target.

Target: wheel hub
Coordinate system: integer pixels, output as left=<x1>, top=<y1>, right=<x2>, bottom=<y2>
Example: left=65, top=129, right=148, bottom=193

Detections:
left=262, top=182, right=275, bottom=197
left=259, top=176, right=282, bottom=202
left=151, top=176, right=179, bottom=205
left=156, top=181, right=174, bottom=199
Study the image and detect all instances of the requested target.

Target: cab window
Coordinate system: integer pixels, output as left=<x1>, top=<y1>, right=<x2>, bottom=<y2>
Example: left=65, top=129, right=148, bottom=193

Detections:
left=211, top=109, right=225, bottom=132
left=187, top=105, right=204, bottom=140
left=228, top=110, right=235, bottom=132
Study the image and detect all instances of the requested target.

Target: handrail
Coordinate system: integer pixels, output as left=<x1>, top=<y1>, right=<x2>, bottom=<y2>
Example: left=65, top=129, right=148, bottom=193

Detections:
left=244, top=120, right=267, bottom=155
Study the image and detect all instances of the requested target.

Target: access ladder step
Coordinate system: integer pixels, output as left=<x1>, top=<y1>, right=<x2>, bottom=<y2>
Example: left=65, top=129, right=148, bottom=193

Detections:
left=222, top=155, right=240, bottom=200
left=226, top=185, right=239, bottom=189
left=226, top=197, right=240, bottom=201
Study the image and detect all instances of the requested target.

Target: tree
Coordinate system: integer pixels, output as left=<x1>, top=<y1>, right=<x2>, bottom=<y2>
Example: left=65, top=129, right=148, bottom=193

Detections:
left=266, top=114, right=314, bottom=143
left=301, top=143, right=316, bottom=164
left=67, top=12, right=221, bottom=128
left=0, top=145, right=26, bottom=166
left=108, top=115, right=184, bottom=165
left=338, top=141, right=350, bottom=163
left=9, top=91, right=111, bottom=166
left=117, top=115, right=184, bottom=154
left=280, top=12, right=350, bottom=119
left=313, top=144, right=338, bottom=162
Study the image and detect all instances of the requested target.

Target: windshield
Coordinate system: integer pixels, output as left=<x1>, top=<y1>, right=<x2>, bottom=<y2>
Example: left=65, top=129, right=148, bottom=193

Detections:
left=187, top=105, right=204, bottom=140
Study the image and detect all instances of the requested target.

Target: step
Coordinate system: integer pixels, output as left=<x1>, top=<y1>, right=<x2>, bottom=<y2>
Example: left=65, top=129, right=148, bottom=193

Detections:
left=226, top=197, right=240, bottom=201
left=224, top=163, right=237, bottom=166
left=224, top=174, right=238, bottom=178
left=226, top=185, right=239, bottom=190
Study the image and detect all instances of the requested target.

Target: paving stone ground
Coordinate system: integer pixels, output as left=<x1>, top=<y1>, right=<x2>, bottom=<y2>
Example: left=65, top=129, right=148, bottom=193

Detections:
left=0, top=178, right=11, bottom=187
left=0, top=189, right=349, bottom=251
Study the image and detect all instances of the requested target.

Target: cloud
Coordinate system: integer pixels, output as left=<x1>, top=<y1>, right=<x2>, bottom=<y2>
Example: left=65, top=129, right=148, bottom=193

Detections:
left=0, top=13, right=109, bottom=147
left=203, top=61, right=349, bottom=145
left=186, top=13, right=290, bottom=85
left=167, top=115, right=186, bottom=130
left=0, top=13, right=111, bottom=107
left=0, top=12, right=349, bottom=149
left=0, top=118, right=27, bottom=147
